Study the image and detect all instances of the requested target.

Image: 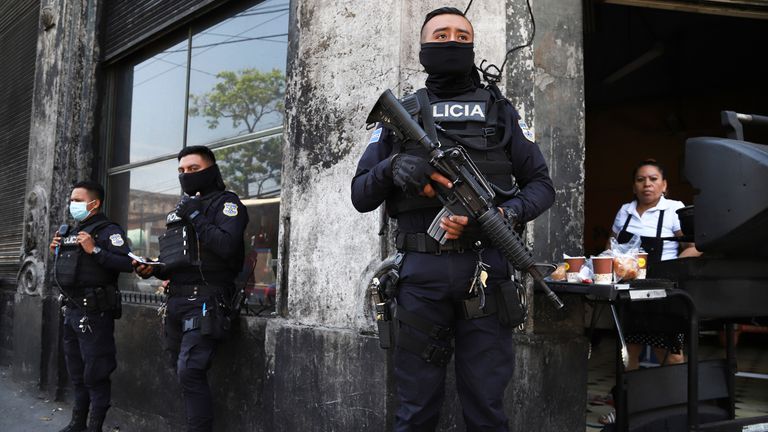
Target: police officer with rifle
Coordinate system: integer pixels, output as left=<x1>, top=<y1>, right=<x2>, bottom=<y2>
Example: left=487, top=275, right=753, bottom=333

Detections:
left=133, top=146, right=248, bottom=432
left=49, top=180, right=132, bottom=432
left=351, top=7, right=556, bottom=431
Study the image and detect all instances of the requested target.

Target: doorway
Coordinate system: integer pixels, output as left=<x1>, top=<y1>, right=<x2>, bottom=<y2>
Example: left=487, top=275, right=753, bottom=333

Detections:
left=582, top=3, right=768, bottom=255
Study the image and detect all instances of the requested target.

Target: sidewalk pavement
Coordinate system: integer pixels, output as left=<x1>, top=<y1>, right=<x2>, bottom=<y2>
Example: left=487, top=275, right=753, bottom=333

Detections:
left=0, top=366, right=71, bottom=432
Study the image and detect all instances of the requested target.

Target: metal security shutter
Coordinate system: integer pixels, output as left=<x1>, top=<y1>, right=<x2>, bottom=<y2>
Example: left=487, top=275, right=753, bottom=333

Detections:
left=601, top=0, right=768, bottom=19
left=0, top=0, right=39, bottom=285
left=102, top=0, right=224, bottom=62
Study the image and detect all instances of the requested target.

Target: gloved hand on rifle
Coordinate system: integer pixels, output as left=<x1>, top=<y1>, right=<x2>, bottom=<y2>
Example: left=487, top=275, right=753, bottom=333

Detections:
left=390, top=153, right=453, bottom=198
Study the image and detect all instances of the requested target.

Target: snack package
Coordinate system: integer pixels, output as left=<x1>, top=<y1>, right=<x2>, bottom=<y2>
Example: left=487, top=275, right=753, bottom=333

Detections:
left=613, top=255, right=638, bottom=281
left=550, top=263, right=567, bottom=281
left=608, top=235, right=641, bottom=282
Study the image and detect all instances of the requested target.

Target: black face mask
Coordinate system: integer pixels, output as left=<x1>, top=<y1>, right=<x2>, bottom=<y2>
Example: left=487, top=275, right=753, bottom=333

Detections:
left=419, top=42, right=478, bottom=96
left=179, top=164, right=225, bottom=196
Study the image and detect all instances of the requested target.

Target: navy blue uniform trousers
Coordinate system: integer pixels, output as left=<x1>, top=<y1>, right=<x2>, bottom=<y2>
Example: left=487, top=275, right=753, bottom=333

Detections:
left=394, top=249, right=516, bottom=432
left=62, top=307, right=117, bottom=414
left=164, top=295, right=219, bottom=432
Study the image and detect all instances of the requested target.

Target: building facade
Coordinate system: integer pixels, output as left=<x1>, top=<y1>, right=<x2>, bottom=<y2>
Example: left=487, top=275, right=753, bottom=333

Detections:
left=0, top=0, right=648, bottom=430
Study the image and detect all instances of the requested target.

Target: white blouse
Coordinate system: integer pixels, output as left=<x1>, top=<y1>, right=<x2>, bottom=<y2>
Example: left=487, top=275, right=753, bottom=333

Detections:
left=611, top=196, right=685, bottom=261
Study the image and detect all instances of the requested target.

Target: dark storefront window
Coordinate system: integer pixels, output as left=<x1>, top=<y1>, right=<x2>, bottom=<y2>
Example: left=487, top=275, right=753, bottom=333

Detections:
left=105, top=0, right=288, bottom=310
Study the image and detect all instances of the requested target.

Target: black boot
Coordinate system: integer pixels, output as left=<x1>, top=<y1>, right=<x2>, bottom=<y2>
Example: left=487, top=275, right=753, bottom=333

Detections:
left=87, top=408, right=108, bottom=432
left=59, top=408, right=88, bottom=432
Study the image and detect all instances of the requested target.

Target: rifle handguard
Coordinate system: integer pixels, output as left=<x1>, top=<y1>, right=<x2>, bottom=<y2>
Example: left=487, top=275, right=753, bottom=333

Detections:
left=477, top=209, right=565, bottom=310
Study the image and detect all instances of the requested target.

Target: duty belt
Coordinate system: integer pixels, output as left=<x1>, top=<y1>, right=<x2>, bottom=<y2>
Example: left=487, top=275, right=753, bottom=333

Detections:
left=66, top=296, right=102, bottom=313
left=395, top=232, right=481, bottom=254
left=62, top=286, right=114, bottom=313
left=167, top=284, right=221, bottom=297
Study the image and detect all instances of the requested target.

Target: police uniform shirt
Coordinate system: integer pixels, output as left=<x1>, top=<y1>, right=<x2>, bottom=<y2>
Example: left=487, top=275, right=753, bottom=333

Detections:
left=159, top=190, right=249, bottom=286
left=75, top=213, right=133, bottom=285
left=611, top=196, right=685, bottom=261
left=351, top=87, right=555, bottom=232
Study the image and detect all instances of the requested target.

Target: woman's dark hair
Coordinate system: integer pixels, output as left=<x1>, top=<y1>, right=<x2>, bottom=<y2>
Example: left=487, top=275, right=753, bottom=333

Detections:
left=633, top=159, right=666, bottom=181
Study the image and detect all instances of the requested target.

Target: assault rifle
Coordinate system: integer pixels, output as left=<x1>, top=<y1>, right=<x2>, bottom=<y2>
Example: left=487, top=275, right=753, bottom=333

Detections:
left=367, top=89, right=565, bottom=310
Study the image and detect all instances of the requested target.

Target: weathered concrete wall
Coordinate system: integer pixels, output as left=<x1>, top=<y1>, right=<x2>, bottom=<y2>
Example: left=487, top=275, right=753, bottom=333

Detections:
left=506, top=0, right=585, bottom=264
left=268, top=321, right=388, bottom=431
left=107, top=306, right=271, bottom=432
left=529, top=0, right=586, bottom=263
left=280, top=0, right=401, bottom=330
left=0, top=291, right=14, bottom=365
left=504, top=0, right=588, bottom=429
left=14, top=0, right=103, bottom=391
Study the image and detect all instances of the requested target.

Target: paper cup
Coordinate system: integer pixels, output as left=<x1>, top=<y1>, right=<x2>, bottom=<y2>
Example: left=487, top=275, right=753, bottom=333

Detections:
left=592, top=256, right=613, bottom=284
left=637, top=252, right=648, bottom=279
left=565, top=256, right=586, bottom=282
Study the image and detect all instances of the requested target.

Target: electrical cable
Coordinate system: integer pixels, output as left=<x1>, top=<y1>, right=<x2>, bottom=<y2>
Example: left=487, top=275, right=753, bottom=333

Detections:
left=464, top=0, right=536, bottom=84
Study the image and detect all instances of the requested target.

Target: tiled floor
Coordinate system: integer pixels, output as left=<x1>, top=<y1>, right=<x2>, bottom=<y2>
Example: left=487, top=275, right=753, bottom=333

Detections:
left=585, top=331, right=768, bottom=431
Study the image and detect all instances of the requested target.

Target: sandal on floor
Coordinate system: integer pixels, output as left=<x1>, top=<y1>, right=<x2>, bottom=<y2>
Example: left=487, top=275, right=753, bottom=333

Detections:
left=599, top=409, right=616, bottom=425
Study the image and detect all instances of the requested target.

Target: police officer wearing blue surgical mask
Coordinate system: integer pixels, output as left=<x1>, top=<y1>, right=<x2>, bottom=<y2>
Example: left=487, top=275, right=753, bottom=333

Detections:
left=49, top=181, right=133, bottom=432
left=351, top=7, right=555, bottom=431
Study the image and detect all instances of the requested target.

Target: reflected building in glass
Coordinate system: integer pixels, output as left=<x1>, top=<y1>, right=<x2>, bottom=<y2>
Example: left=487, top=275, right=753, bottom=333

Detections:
left=104, top=0, right=288, bottom=304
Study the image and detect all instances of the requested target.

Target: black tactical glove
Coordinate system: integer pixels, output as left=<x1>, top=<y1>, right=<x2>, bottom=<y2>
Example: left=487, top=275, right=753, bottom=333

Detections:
left=499, top=206, right=519, bottom=228
left=176, top=195, right=203, bottom=221
left=391, top=154, right=435, bottom=195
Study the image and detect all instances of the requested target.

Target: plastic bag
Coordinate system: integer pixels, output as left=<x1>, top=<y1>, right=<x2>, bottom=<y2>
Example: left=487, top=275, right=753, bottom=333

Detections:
left=563, top=253, right=594, bottom=283
left=550, top=263, right=567, bottom=281
left=578, top=262, right=594, bottom=284
left=608, top=235, right=641, bottom=282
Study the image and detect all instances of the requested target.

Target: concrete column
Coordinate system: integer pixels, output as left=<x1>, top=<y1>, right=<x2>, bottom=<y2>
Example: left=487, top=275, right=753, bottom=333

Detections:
left=506, top=0, right=588, bottom=430
left=14, top=0, right=102, bottom=394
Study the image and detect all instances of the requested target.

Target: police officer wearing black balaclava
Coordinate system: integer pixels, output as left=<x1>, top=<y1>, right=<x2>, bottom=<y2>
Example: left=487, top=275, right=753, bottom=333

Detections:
left=351, top=7, right=555, bottom=431
left=49, top=180, right=132, bottom=432
left=133, top=146, right=248, bottom=432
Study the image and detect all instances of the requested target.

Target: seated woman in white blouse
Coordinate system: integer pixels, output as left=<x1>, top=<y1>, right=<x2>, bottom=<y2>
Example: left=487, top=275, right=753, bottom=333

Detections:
left=598, top=159, right=702, bottom=425
left=610, top=159, right=700, bottom=370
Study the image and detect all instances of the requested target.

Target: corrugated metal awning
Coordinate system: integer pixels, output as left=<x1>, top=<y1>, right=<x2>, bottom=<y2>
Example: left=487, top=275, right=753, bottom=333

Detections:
left=600, top=0, right=768, bottom=19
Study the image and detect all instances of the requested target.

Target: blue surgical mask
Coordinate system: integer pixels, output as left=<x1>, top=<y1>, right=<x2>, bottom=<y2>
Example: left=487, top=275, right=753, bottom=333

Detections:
left=69, top=200, right=95, bottom=221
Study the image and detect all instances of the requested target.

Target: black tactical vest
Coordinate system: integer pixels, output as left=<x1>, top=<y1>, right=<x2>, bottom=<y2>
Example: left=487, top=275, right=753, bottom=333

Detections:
left=158, top=192, right=237, bottom=279
left=55, top=220, right=116, bottom=291
left=387, top=87, right=515, bottom=216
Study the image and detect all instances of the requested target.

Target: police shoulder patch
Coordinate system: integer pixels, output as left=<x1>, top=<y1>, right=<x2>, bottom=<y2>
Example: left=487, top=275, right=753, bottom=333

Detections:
left=109, top=234, right=125, bottom=247
left=368, top=127, right=383, bottom=144
left=518, top=119, right=535, bottom=142
left=223, top=202, right=238, bottom=217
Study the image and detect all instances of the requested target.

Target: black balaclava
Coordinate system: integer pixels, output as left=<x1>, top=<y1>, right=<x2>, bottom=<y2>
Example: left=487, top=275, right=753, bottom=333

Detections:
left=179, top=164, right=226, bottom=196
left=419, top=7, right=479, bottom=97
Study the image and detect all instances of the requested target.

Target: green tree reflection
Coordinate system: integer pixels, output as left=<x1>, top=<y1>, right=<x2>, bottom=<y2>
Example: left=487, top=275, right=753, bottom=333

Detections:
left=190, top=68, right=285, bottom=198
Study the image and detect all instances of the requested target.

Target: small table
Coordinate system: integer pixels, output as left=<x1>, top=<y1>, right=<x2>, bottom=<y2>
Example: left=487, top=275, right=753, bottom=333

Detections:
left=548, top=279, right=700, bottom=431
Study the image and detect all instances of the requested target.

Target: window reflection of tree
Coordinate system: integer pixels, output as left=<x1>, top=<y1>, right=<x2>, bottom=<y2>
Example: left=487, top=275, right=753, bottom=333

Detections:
left=190, top=68, right=285, bottom=199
